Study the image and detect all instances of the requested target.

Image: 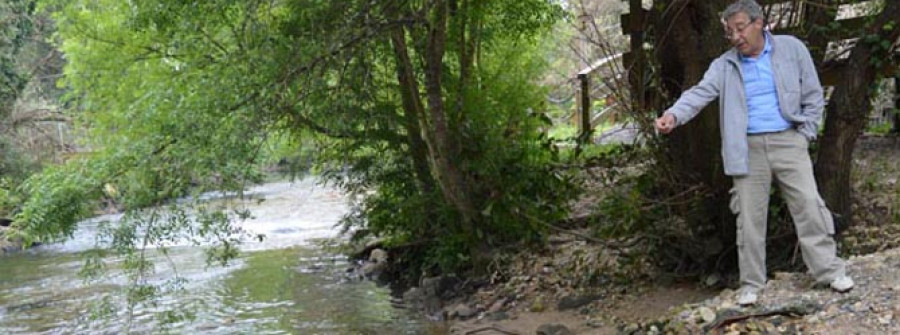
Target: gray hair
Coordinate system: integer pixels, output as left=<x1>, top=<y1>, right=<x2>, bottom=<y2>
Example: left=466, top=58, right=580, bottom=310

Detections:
left=721, top=0, right=765, bottom=23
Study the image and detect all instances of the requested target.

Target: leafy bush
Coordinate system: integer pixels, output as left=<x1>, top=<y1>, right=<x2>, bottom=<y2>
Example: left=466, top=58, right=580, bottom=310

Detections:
left=332, top=35, right=579, bottom=279
left=12, top=162, right=98, bottom=243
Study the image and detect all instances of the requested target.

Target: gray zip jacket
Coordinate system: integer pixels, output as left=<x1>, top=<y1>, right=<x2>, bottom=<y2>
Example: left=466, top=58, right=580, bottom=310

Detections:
left=664, top=33, right=825, bottom=176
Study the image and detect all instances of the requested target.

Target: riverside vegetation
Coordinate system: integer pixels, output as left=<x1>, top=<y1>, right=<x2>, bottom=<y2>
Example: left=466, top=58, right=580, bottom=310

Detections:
left=1, top=1, right=899, bottom=333
left=383, top=135, right=900, bottom=335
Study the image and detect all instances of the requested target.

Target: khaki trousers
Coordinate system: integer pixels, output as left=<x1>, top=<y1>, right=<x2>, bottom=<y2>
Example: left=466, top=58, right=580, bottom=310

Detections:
left=730, top=129, right=846, bottom=290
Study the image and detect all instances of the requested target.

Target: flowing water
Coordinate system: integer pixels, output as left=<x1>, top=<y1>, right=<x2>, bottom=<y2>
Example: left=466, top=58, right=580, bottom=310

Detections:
left=0, top=179, right=435, bottom=334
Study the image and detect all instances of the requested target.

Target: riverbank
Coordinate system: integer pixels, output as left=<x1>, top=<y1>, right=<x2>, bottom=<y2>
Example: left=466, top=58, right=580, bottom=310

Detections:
left=441, top=246, right=900, bottom=334
left=438, top=232, right=718, bottom=334
left=421, top=135, right=900, bottom=334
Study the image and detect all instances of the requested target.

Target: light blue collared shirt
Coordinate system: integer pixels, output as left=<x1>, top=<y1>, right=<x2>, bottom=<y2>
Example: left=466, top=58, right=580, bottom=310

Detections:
left=741, top=35, right=791, bottom=134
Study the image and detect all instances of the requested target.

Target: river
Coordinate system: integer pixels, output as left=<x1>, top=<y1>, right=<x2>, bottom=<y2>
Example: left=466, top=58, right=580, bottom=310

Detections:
left=0, top=179, right=438, bottom=334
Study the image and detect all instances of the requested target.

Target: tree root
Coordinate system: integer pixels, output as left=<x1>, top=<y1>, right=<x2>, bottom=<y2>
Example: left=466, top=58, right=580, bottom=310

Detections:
left=702, top=300, right=822, bottom=333
left=463, top=325, right=520, bottom=335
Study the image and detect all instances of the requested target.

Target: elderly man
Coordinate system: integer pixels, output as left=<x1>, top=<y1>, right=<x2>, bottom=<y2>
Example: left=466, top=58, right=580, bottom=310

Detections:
left=654, top=0, right=853, bottom=305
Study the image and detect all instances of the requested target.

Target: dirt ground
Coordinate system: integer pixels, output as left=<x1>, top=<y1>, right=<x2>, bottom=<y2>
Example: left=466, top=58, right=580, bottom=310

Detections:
left=447, top=285, right=715, bottom=334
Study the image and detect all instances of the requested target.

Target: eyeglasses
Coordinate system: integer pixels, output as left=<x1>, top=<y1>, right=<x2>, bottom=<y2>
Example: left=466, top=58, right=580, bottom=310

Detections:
left=724, top=20, right=754, bottom=40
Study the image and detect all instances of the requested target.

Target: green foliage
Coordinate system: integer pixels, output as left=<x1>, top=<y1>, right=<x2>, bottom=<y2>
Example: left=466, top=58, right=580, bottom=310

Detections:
left=334, top=35, right=576, bottom=276
left=0, top=136, right=40, bottom=183
left=458, top=36, right=578, bottom=240
left=26, top=0, right=272, bottom=207
left=13, top=160, right=100, bottom=243
left=75, top=203, right=247, bottom=331
left=548, top=124, right=578, bottom=141
left=867, top=119, right=896, bottom=135
left=0, top=0, right=68, bottom=192
left=862, top=26, right=897, bottom=68
left=6, top=0, right=279, bottom=328
left=0, top=0, right=35, bottom=114
left=20, top=1, right=575, bottom=323
left=0, top=178, right=22, bottom=218
left=0, top=0, right=56, bottom=186
left=258, top=133, right=317, bottom=178
left=272, top=0, right=576, bottom=276
left=595, top=158, right=673, bottom=238
left=583, top=143, right=727, bottom=277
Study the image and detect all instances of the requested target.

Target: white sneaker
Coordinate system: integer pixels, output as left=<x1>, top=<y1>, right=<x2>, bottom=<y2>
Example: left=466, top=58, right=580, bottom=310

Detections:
left=830, top=275, right=854, bottom=293
left=737, top=288, right=759, bottom=306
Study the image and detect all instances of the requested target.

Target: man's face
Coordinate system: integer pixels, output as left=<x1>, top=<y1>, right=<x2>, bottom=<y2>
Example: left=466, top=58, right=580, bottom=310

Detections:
left=724, top=12, right=765, bottom=57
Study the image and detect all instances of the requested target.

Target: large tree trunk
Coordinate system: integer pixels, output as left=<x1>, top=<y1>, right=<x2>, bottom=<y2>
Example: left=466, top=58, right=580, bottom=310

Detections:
left=814, top=1, right=900, bottom=225
left=654, top=1, right=733, bottom=240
